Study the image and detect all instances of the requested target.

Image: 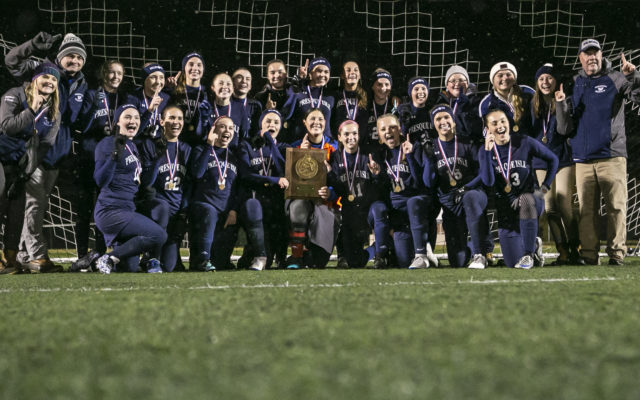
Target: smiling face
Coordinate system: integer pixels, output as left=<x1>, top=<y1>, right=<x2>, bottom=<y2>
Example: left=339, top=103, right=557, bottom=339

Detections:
left=446, top=73, right=468, bottom=98
left=411, top=84, right=428, bottom=107
left=104, top=62, right=124, bottom=92
left=338, top=123, right=359, bottom=153
left=377, top=115, right=402, bottom=148
left=35, top=74, right=58, bottom=96
left=303, top=109, right=326, bottom=142
left=161, top=107, right=184, bottom=141
left=372, top=78, right=391, bottom=103
left=342, top=62, right=360, bottom=90
left=214, top=117, right=235, bottom=148
left=232, top=69, right=252, bottom=97
left=145, top=71, right=165, bottom=95
left=59, top=53, right=84, bottom=75
left=485, top=110, right=510, bottom=144
left=492, top=70, right=516, bottom=95
left=536, top=73, right=556, bottom=96
left=184, top=57, right=204, bottom=83
left=309, top=65, right=330, bottom=87
left=579, top=48, right=602, bottom=76
left=267, top=61, right=287, bottom=90
left=433, top=111, right=456, bottom=139
left=260, top=112, right=282, bottom=138
left=211, top=74, right=233, bottom=102
left=117, top=108, right=141, bottom=138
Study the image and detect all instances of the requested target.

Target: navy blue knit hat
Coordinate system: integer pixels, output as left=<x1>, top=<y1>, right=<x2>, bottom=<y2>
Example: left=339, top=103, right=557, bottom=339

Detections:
left=181, top=52, right=205, bottom=72
left=309, top=57, right=331, bottom=73
left=258, top=109, right=282, bottom=129
left=32, top=62, right=61, bottom=82
left=113, top=103, right=139, bottom=124
left=407, top=77, right=428, bottom=97
left=142, top=63, right=165, bottom=81
left=372, top=70, right=393, bottom=87
left=535, top=63, right=556, bottom=82
left=430, top=104, right=455, bottom=125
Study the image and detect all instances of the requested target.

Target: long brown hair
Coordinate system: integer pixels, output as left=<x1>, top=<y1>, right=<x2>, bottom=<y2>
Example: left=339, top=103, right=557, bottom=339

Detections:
left=26, top=78, right=59, bottom=122
left=341, top=61, right=367, bottom=110
left=532, top=85, right=556, bottom=118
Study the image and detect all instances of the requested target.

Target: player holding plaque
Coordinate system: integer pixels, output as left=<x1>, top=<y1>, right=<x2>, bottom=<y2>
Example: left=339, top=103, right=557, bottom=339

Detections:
left=285, top=108, right=339, bottom=269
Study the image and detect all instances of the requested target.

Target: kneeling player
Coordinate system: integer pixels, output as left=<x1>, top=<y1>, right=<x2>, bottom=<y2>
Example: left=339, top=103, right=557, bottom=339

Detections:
left=423, top=105, right=493, bottom=268
left=479, top=107, right=558, bottom=269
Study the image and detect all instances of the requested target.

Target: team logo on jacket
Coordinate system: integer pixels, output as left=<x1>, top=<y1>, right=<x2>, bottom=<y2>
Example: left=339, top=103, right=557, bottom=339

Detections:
left=74, top=93, right=84, bottom=102
left=594, top=85, right=607, bottom=94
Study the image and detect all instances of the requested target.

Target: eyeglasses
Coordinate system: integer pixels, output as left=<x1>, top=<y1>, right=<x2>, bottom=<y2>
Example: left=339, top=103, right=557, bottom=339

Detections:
left=447, top=79, right=467, bottom=85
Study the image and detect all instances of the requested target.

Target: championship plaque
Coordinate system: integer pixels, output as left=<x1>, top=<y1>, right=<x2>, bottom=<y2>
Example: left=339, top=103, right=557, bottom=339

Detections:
left=285, top=148, right=327, bottom=199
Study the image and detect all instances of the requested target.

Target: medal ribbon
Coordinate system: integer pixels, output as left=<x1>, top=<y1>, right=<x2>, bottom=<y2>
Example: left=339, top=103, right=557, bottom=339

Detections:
left=342, top=91, right=358, bottom=121
left=166, top=141, right=179, bottom=182
left=211, top=146, right=229, bottom=185
left=143, top=94, right=159, bottom=125
left=32, top=105, right=50, bottom=134
left=541, top=109, right=551, bottom=142
left=437, top=136, right=458, bottom=181
left=342, top=147, right=360, bottom=196
left=372, top=99, right=388, bottom=121
left=259, top=148, right=273, bottom=177
left=306, top=86, right=323, bottom=109
left=102, top=90, right=118, bottom=131
left=214, top=101, right=231, bottom=119
left=492, top=142, right=512, bottom=187
left=185, top=86, right=201, bottom=120
left=125, top=143, right=142, bottom=181
left=384, top=147, right=403, bottom=184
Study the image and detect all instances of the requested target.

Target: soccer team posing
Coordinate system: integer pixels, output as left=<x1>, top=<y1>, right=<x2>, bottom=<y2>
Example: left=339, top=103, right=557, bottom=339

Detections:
left=1, top=32, right=639, bottom=274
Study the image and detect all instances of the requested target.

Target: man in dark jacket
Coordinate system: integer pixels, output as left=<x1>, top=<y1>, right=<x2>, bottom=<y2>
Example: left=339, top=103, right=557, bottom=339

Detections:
left=556, top=38, right=640, bottom=265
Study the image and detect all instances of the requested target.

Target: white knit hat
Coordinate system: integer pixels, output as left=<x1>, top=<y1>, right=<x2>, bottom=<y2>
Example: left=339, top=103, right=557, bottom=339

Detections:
left=445, top=65, right=470, bottom=84
left=489, top=62, right=517, bottom=84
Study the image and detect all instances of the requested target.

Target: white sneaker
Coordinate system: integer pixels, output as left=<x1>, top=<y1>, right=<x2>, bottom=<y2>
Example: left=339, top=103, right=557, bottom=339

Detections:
left=96, top=254, right=114, bottom=274
left=468, top=254, right=487, bottom=269
left=534, top=237, right=545, bottom=267
left=515, top=254, right=534, bottom=269
left=426, top=243, right=439, bottom=267
left=408, top=254, right=428, bottom=269
left=249, top=256, right=267, bottom=271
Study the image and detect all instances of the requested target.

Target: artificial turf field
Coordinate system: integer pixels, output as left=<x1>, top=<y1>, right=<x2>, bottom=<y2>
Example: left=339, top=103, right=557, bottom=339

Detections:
left=1, top=260, right=640, bottom=400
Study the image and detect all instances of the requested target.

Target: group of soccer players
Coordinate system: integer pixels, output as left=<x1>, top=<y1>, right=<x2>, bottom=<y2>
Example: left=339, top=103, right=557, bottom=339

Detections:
left=3, top=31, right=626, bottom=274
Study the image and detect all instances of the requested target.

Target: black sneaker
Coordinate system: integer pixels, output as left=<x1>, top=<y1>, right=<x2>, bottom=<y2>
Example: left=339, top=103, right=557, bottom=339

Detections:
left=70, top=250, right=101, bottom=272
left=336, top=257, right=349, bottom=269
left=608, top=258, right=624, bottom=266
left=371, top=255, right=387, bottom=269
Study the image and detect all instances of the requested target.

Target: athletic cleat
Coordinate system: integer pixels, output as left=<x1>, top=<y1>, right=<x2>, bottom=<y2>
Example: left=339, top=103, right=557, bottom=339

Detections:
left=534, top=237, right=545, bottom=267
left=96, top=254, right=115, bottom=274
left=286, top=257, right=303, bottom=269
left=468, top=254, right=487, bottom=269
left=425, top=243, right=439, bottom=268
left=249, top=257, right=267, bottom=271
left=408, top=254, right=428, bottom=269
left=514, top=254, right=534, bottom=270
left=608, top=257, right=624, bottom=266
left=336, top=257, right=349, bottom=269
left=371, top=255, right=387, bottom=269
left=70, top=250, right=101, bottom=272
left=146, top=258, right=163, bottom=273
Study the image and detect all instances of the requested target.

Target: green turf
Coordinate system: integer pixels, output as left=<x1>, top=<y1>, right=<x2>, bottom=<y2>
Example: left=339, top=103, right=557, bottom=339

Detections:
left=1, top=262, right=640, bottom=400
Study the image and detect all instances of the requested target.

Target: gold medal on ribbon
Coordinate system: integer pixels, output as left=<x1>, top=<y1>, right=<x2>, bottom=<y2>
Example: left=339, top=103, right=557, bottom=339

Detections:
left=394, top=184, right=402, bottom=193
left=218, top=180, right=226, bottom=190
left=348, top=194, right=355, bottom=202
left=504, top=184, right=512, bottom=193
left=166, top=182, right=175, bottom=190
left=188, top=124, right=195, bottom=131
left=450, top=178, right=457, bottom=187
left=541, top=136, right=548, bottom=144
left=512, top=125, right=519, bottom=132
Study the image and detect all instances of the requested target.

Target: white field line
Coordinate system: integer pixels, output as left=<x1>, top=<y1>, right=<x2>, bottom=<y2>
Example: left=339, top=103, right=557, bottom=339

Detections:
left=0, top=276, right=624, bottom=294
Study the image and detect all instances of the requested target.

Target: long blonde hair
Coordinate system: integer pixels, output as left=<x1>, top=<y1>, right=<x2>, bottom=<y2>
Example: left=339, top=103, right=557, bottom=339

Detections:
left=510, top=85, right=525, bottom=125
left=532, top=86, right=556, bottom=118
left=26, top=79, right=59, bottom=122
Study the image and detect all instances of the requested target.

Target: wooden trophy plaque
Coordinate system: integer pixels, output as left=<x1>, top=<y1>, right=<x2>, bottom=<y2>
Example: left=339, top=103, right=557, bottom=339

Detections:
left=285, top=147, right=327, bottom=199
